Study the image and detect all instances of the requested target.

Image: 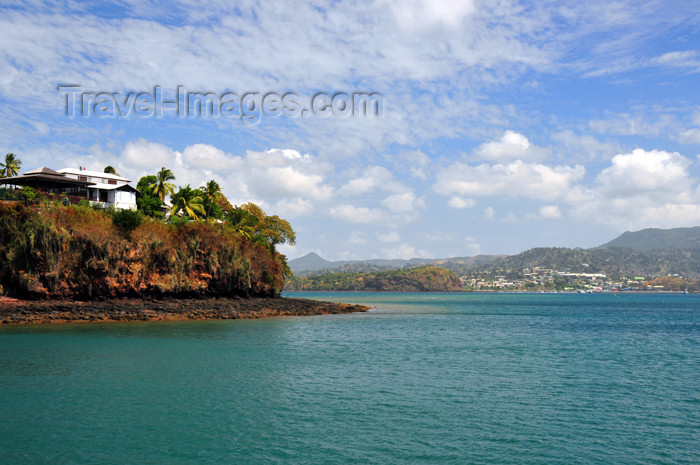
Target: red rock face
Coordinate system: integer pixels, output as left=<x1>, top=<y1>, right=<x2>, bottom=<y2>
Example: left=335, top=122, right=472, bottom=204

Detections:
left=0, top=204, right=286, bottom=300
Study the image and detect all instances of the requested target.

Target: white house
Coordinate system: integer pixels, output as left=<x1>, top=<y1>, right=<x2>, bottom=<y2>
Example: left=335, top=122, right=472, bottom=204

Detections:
left=58, top=168, right=138, bottom=210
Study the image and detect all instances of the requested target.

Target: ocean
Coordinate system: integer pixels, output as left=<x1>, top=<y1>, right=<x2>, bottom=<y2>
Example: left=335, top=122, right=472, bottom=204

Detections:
left=0, top=292, right=697, bottom=464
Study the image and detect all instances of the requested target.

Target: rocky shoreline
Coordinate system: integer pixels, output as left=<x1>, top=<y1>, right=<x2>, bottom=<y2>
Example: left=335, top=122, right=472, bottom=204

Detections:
left=0, top=296, right=370, bottom=325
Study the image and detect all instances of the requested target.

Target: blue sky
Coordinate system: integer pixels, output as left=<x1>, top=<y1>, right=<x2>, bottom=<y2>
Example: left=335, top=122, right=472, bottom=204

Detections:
left=1, top=0, right=700, bottom=260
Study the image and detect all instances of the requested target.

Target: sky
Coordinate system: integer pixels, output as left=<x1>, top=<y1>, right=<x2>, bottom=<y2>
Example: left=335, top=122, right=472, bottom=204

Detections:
left=1, top=0, right=700, bottom=261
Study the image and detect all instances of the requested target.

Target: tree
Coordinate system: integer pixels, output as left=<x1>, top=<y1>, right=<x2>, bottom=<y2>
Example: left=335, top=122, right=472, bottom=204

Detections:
left=104, top=166, right=119, bottom=175
left=169, top=185, right=205, bottom=220
left=201, top=180, right=222, bottom=219
left=239, top=202, right=296, bottom=247
left=225, top=207, right=259, bottom=239
left=136, top=175, right=164, bottom=218
left=149, top=167, right=176, bottom=202
left=0, top=153, right=22, bottom=178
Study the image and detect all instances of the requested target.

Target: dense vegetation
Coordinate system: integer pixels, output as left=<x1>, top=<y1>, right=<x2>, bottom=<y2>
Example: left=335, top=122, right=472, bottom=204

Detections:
left=469, top=246, right=700, bottom=279
left=285, top=266, right=463, bottom=292
left=596, top=227, right=700, bottom=251
left=0, top=202, right=290, bottom=299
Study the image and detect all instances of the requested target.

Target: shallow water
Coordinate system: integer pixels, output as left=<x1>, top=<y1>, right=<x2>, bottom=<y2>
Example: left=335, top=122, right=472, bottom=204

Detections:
left=0, top=292, right=697, bottom=464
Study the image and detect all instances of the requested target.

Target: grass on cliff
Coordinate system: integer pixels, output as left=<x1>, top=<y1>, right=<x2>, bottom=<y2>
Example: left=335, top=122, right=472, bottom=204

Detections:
left=0, top=202, right=287, bottom=299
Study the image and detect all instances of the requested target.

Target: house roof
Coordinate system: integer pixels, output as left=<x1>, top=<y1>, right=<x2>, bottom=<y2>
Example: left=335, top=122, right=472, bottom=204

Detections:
left=24, top=166, right=64, bottom=176
left=0, top=172, right=94, bottom=186
left=89, top=183, right=139, bottom=193
left=58, top=168, right=131, bottom=183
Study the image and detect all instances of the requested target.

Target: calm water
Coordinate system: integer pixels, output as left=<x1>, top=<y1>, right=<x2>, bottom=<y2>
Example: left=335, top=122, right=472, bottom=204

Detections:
left=0, top=293, right=698, bottom=464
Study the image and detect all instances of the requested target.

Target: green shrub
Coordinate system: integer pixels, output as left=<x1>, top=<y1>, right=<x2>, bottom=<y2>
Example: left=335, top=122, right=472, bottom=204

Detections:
left=112, top=209, right=142, bottom=233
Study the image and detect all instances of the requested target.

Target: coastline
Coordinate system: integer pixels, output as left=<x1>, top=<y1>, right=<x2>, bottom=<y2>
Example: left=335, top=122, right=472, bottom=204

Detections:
left=0, top=296, right=370, bottom=325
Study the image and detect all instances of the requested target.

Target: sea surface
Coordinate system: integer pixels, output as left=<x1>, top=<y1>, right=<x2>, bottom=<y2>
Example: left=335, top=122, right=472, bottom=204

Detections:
left=0, top=292, right=698, bottom=464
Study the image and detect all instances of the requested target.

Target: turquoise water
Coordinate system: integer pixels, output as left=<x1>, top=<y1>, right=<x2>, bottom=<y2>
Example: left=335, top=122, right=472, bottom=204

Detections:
left=0, top=292, right=698, bottom=464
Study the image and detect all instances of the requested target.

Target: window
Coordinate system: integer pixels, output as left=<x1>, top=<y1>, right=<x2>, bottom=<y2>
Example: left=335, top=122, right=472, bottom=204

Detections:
left=108, top=179, right=117, bottom=185
left=78, top=175, right=87, bottom=181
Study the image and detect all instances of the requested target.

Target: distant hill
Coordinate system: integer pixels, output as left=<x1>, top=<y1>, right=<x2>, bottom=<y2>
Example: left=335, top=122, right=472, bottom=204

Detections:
left=287, top=252, right=336, bottom=272
left=289, top=226, right=700, bottom=282
left=285, top=266, right=463, bottom=292
left=471, top=246, right=700, bottom=279
left=596, top=226, right=700, bottom=251
left=288, top=253, right=502, bottom=275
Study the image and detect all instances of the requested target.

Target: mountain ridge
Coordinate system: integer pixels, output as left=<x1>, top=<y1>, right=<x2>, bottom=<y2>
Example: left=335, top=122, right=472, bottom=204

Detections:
left=289, top=226, right=700, bottom=278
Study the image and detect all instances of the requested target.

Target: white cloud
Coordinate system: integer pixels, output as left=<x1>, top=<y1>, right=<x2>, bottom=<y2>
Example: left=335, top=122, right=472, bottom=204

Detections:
left=483, top=206, right=495, bottom=220
left=349, top=231, right=367, bottom=244
left=380, top=243, right=433, bottom=259
left=474, top=130, right=547, bottom=162
left=382, top=0, right=476, bottom=31
left=182, top=144, right=241, bottom=172
left=435, top=160, right=585, bottom=201
left=569, top=148, right=700, bottom=230
left=121, top=139, right=180, bottom=170
left=551, top=130, right=621, bottom=161
left=448, top=196, right=476, bottom=209
left=381, top=192, right=423, bottom=213
left=679, top=128, right=700, bottom=144
left=650, top=50, right=700, bottom=70
left=329, top=204, right=385, bottom=224
left=594, top=148, right=692, bottom=198
left=377, top=231, right=401, bottom=242
left=464, top=236, right=481, bottom=255
left=539, top=205, right=562, bottom=218
left=339, top=166, right=408, bottom=195
left=274, top=197, right=313, bottom=218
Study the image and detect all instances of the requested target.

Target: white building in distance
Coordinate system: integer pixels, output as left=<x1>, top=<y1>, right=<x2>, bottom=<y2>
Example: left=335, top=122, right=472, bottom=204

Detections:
left=59, top=168, right=138, bottom=210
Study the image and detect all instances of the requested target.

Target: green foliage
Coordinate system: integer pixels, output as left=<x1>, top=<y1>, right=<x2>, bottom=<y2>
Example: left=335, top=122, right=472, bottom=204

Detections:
left=201, top=180, right=224, bottom=220
left=136, top=175, right=164, bottom=218
left=0, top=203, right=287, bottom=299
left=150, top=167, right=176, bottom=202
left=286, top=266, right=462, bottom=291
left=103, top=166, right=119, bottom=175
left=238, top=203, right=296, bottom=248
left=112, top=209, right=142, bottom=234
left=20, top=186, right=37, bottom=202
left=0, top=153, right=22, bottom=177
left=169, top=185, right=205, bottom=220
left=473, top=246, right=700, bottom=279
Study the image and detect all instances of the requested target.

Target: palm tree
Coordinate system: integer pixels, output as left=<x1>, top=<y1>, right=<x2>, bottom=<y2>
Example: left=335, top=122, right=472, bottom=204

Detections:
left=103, top=166, right=119, bottom=175
left=0, top=153, right=22, bottom=178
left=201, top=180, right=222, bottom=218
left=225, top=207, right=259, bottom=239
left=149, top=167, right=176, bottom=202
left=169, top=185, right=206, bottom=220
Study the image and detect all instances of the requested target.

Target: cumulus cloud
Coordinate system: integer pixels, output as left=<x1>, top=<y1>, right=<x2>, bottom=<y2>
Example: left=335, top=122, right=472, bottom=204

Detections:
left=273, top=197, right=314, bottom=218
left=594, top=148, right=692, bottom=199
left=121, top=139, right=181, bottom=170
left=339, top=166, right=409, bottom=195
left=569, top=149, right=700, bottom=229
left=329, top=204, right=385, bottom=224
left=526, top=205, right=562, bottom=220
left=435, top=160, right=585, bottom=201
left=381, top=192, right=424, bottom=213
left=448, top=196, right=476, bottom=209
left=474, top=130, right=547, bottom=162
